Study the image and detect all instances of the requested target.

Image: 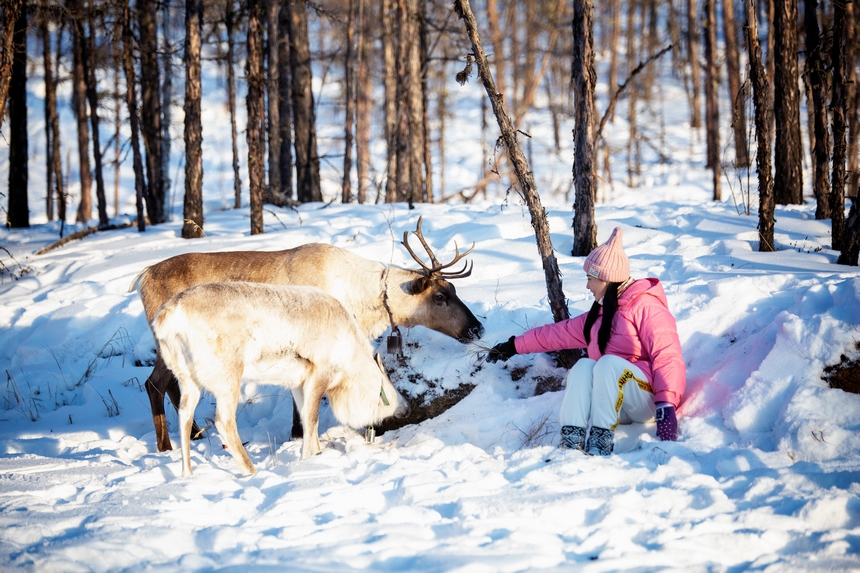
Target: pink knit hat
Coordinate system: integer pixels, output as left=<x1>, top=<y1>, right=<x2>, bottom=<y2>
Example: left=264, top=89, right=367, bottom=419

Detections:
left=583, top=227, right=630, bottom=283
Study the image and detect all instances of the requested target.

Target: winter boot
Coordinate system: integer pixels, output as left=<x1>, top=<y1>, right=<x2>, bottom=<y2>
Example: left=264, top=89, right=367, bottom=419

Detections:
left=559, top=425, right=587, bottom=451
left=585, top=426, right=614, bottom=456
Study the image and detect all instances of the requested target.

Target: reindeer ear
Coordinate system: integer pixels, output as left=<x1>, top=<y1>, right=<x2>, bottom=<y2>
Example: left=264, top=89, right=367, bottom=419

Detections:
left=410, top=276, right=433, bottom=294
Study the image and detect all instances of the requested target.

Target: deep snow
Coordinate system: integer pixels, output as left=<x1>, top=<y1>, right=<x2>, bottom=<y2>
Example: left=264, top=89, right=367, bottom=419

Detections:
left=2, top=193, right=860, bottom=571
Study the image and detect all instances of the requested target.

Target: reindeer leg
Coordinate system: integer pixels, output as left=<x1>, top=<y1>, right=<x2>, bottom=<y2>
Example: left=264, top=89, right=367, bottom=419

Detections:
left=178, top=381, right=201, bottom=478
left=299, top=382, right=325, bottom=459
left=215, top=383, right=257, bottom=476
left=146, top=357, right=174, bottom=452
left=290, top=392, right=304, bottom=440
left=164, top=372, right=204, bottom=441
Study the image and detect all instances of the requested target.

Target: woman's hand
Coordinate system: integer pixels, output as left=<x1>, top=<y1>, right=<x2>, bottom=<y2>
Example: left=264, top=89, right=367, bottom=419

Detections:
left=655, top=403, right=678, bottom=441
left=487, top=336, right=518, bottom=363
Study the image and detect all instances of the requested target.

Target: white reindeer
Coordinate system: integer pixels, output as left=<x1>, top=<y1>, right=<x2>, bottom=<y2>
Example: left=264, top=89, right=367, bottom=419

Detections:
left=152, top=282, right=408, bottom=477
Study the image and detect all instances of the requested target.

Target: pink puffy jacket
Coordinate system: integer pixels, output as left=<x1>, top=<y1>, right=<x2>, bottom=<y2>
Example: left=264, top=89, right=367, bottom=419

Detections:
left=514, top=278, right=686, bottom=407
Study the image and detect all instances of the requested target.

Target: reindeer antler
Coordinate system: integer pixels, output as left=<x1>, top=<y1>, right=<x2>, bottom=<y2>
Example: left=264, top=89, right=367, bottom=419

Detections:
left=401, top=216, right=475, bottom=280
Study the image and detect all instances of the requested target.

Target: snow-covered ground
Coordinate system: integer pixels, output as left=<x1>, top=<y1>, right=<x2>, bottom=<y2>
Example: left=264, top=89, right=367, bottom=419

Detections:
left=2, top=191, right=859, bottom=571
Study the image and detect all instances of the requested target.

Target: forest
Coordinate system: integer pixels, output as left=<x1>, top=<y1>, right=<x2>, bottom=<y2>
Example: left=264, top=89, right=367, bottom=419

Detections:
left=1, top=0, right=859, bottom=264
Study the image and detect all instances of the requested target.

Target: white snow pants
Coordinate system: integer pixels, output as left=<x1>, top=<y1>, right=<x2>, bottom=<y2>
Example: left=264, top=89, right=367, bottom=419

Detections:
left=558, top=355, right=656, bottom=430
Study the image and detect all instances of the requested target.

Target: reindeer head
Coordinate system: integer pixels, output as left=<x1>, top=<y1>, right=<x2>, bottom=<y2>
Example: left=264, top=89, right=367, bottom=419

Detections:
left=400, top=216, right=485, bottom=343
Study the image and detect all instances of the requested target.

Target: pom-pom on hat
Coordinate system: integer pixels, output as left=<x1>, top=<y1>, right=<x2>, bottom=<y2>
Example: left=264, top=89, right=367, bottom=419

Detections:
left=583, top=227, right=630, bottom=283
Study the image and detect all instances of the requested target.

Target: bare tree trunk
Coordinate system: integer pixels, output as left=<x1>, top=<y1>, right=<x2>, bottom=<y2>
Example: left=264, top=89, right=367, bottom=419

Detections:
left=55, top=21, right=67, bottom=223
left=394, top=0, right=412, bottom=203
left=248, top=0, right=266, bottom=233
left=703, top=0, right=721, bottom=199
left=607, top=0, right=620, bottom=121
left=453, top=0, right=569, bottom=328
left=746, top=0, right=774, bottom=252
left=6, top=1, right=27, bottom=228
left=287, top=0, right=321, bottom=203
left=121, top=1, right=146, bottom=232
left=772, top=0, right=803, bottom=205
left=383, top=0, right=397, bottom=203
left=846, top=3, right=859, bottom=201
left=160, top=0, right=173, bottom=218
left=804, top=0, right=831, bottom=219
left=420, top=0, right=432, bottom=202
left=342, top=0, right=356, bottom=203
left=486, top=0, right=505, bottom=102
left=82, top=16, right=110, bottom=227
left=408, top=0, right=425, bottom=203
left=69, top=0, right=92, bottom=223
left=572, top=0, right=597, bottom=256
left=40, top=12, right=55, bottom=221
left=831, top=0, right=848, bottom=251
left=839, top=202, right=860, bottom=266
left=723, top=0, right=749, bottom=168
left=113, top=32, right=121, bottom=217
left=224, top=0, right=242, bottom=208
left=687, top=0, right=702, bottom=128
left=278, top=0, right=294, bottom=202
left=626, top=0, right=640, bottom=186
left=355, top=0, right=370, bottom=204
left=139, top=0, right=166, bottom=223
left=266, top=0, right=283, bottom=205
left=182, top=0, right=204, bottom=239
left=0, top=0, right=23, bottom=131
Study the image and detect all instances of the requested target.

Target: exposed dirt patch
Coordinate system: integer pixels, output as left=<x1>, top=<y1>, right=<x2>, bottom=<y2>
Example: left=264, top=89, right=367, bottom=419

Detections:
left=534, top=375, right=565, bottom=396
left=374, top=383, right=476, bottom=435
left=823, top=344, right=860, bottom=395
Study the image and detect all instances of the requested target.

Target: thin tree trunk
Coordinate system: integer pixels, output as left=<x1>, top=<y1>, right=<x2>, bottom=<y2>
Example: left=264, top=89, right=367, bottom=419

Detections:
left=804, top=0, right=831, bottom=219
left=723, top=0, right=749, bottom=168
left=0, top=0, right=23, bottom=130
left=248, top=0, right=266, bottom=233
left=383, top=0, right=397, bottom=203
left=572, top=0, right=597, bottom=256
left=746, top=0, right=774, bottom=252
left=41, top=13, right=55, bottom=221
left=772, top=0, right=803, bottom=205
left=224, top=0, right=242, bottom=208
left=831, top=0, right=848, bottom=251
left=139, top=0, right=165, bottom=223
left=160, top=0, right=173, bottom=214
left=608, top=0, right=620, bottom=121
left=70, top=0, right=92, bottom=223
left=355, top=0, right=370, bottom=204
left=703, top=0, right=721, bottom=199
left=626, top=0, right=640, bottom=186
left=846, top=3, right=859, bottom=202
left=113, top=32, right=121, bottom=217
left=82, top=16, right=110, bottom=227
left=121, top=2, right=146, bottom=232
left=486, top=0, right=505, bottom=102
left=395, top=0, right=412, bottom=203
left=182, top=0, right=204, bottom=239
left=342, top=0, right=356, bottom=203
left=7, top=1, right=28, bottom=228
left=278, top=0, right=294, bottom=202
left=267, top=0, right=283, bottom=205
left=287, top=0, right=321, bottom=203
left=420, top=0, right=432, bottom=202
left=687, top=0, right=702, bottom=128
left=55, top=22, right=67, bottom=223
left=453, top=0, right=569, bottom=328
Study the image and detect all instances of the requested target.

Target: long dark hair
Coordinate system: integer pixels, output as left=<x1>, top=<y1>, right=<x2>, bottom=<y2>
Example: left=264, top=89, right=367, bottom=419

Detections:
left=583, top=281, right=622, bottom=354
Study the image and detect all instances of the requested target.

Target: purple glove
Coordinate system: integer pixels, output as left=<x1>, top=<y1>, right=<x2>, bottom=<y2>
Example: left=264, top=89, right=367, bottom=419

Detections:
left=655, top=403, right=678, bottom=441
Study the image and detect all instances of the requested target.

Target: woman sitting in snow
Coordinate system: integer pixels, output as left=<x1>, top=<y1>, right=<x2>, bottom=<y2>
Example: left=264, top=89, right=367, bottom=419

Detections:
left=486, top=227, right=686, bottom=456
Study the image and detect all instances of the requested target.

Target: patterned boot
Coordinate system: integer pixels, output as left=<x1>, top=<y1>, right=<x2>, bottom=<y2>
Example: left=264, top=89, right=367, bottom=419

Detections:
left=585, top=426, right=614, bottom=456
left=559, top=425, right=587, bottom=451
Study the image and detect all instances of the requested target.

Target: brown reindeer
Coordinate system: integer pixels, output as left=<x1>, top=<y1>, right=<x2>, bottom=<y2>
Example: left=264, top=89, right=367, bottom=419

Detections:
left=129, top=217, right=484, bottom=452
left=153, top=282, right=409, bottom=476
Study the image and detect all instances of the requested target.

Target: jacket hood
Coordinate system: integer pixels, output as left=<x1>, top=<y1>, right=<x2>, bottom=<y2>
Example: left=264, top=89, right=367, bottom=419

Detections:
left=617, top=277, right=668, bottom=308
